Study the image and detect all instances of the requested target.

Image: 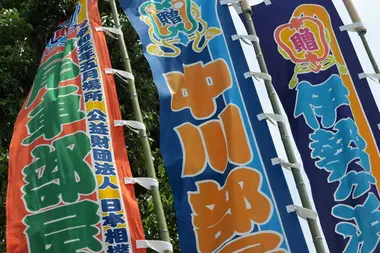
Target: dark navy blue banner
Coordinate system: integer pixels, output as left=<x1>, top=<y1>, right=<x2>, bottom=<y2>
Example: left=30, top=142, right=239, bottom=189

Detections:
left=121, top=0, right=308, bottom=252
left=250, top=1, right=380, bottom=252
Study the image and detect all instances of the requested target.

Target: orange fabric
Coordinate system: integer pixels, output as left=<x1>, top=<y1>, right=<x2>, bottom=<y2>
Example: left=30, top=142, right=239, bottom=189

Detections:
left=201, top=121, right=228, bottom=173
left=89, top=0, right=145, bottom=251
left=6, top=0, right=145, bottom=252
left=6, top=33, right=85, bottom=253
left=176, top=123, right=206, bottom=177
left=219, top=104, right=252, bottom=164
left=176, top=104, right=251, bottom=177
left=189, top=168, right=273, bottom=253
left=165, top=59, right=232, bottom=119
left=219, top=233, right=286, bottom=253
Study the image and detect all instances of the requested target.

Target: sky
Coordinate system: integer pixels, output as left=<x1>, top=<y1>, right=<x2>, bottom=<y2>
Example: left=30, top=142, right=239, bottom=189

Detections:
left=230, top=0, right=380, bottom=252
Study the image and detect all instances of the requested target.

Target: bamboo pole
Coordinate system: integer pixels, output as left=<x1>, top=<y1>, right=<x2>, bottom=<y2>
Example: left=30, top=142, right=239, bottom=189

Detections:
left=239, top=1, right=326, bottom=252
left=343, top=0, right=380, bottom=74
left=108, top=0, right=172, bottom=251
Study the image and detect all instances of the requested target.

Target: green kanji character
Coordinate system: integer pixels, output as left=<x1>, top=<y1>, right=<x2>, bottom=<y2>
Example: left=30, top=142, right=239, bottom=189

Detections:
left=26, top=39, right=79, bottom=108
left=24, top=200, right=102, bottom=253
left=22, top=132, right=96, bottom=212
left=23, top=85, right=85, bottom=145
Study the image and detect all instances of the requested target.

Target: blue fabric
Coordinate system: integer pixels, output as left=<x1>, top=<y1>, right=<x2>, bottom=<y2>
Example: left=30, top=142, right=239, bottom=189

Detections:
left=250, top=1, right=380, bottom=252
left=121, top=1, right=308, bottom=252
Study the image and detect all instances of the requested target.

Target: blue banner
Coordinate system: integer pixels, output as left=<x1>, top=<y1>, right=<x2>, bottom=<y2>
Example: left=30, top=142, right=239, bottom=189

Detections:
left=250, top=1, right=380, bottom=252
left=121, top=1, right=308, bottom=252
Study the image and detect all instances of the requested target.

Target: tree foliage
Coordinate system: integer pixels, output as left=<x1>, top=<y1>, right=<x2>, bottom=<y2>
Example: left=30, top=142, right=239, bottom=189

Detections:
left=0, top=1, right=178, bottom=252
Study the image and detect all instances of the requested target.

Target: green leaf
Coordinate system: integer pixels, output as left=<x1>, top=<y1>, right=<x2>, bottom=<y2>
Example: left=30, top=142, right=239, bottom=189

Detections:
left=289, top=77, right=298, bottom=89
left=338, top=64, right=349, bottom=75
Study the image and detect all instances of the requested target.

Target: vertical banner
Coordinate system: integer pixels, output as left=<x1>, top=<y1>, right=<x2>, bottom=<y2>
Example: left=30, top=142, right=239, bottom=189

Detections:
left=251, top=1, right=380, bottom=252
left=121, top=0, right=308, bottom=252
left=6, top=0, right=145, bottom=252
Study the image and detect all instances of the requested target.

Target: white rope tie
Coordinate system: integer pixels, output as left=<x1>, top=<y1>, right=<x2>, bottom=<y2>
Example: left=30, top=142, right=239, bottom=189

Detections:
left=257, top=113, right=287, bottom=126
left=244, top=71, right=272, bottom=82
left=105, top=68, right=135, bottom=81
left=339, top=21, right=365, bottom=32
left=114, top=120, right=146, bottom=135
left=231, top=34, right=259, bottom=47
left=358, top=73, right=380, bottom=83
left=95, top=26, right=123, bottom=39
left=287, top=205, right=318, bottom=220
left=136, top=240, right=173, bottom=253
left=124, top=177, right=159, bottom=190
left=271, top=157, right=301, bottom=171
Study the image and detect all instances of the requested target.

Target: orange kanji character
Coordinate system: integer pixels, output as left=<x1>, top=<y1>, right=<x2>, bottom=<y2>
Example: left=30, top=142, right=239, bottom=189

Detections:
left=175, top=104, right=252, bottom=177
left=165, top=59, right=232, bottom=119
left=188, top=168, right=274, bottom=253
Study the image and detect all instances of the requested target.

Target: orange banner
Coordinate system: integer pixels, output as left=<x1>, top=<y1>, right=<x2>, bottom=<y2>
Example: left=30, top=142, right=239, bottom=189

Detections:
left=6, top=0, right=145, bottom=252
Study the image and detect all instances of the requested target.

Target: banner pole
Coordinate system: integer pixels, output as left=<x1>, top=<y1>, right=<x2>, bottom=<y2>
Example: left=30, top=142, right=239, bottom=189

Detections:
left=239, top=1, right=326, bottom=252
left=343, top=0, right=380, bottom=74
left=108, top=0, right=172, bottom=250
